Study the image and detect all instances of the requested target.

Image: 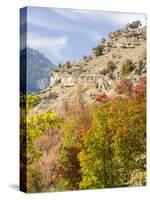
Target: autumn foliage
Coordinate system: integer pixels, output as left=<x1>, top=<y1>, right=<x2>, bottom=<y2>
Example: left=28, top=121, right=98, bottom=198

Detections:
left=134, top=76, right=146, bottom=96
left=115, top=76, right=146, bottom=98
left=115, top=79, right=133, bottom=97
left=95, top=92, right=108, bottom=102
left=24, top=75, right=146, bottom=192
left=58, top=75, right=146, bottom=190
left=79, top=97, right=146, bottom=189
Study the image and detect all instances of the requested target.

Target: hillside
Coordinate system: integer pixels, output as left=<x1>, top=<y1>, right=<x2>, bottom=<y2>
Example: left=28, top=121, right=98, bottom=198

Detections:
left=23, top=23, right=146, bottom=192
left=20, top=47, right=54, bottom=93
left=29, top=26, right=146, bottom=116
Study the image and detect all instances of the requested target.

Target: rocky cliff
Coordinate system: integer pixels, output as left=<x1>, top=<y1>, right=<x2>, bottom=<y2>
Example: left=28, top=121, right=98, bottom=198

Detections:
left=29, top=25, right=146, bottom=116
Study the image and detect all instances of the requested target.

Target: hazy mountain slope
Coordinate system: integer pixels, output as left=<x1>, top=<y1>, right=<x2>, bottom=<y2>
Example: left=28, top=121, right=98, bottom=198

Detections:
left=20, top=47, right=55, bottom=93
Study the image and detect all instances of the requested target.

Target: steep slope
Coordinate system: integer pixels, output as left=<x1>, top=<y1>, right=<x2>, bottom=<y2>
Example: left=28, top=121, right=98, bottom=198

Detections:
left=29, top=26, right=146, bottom=116
left=20, top=47, right=55, bottom=93
left=27, top=25, right=147, bottom=190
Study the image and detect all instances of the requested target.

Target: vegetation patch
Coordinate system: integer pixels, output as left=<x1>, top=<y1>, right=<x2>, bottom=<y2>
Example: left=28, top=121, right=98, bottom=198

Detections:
left=121, top=59, right=135, bottom=75
left=93, top=45, right=104, bottom=56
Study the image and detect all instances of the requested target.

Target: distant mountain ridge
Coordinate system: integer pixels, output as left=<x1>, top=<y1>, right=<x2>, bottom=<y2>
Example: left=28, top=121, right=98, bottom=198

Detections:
left=20, top=47, right=55, bottom=93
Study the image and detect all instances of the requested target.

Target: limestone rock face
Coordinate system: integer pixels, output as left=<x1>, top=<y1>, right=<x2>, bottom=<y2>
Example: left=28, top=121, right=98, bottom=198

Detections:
left=107, top=27, right=146, bottom=49
left=29, top=26, right=146, bottom=116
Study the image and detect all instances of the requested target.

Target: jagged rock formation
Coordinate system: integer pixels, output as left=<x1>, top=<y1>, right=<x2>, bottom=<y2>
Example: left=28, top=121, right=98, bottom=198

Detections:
left=29, top=26, right=146, bottom=116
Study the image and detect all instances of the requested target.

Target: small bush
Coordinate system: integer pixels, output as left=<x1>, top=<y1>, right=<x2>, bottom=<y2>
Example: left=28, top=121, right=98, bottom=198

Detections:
left=27, top=165, right=46, bottom=193
left=121, top=59, right=134, bottom=75
left=54, top=68, right=60, bottom=72
left=100, top=61, right=116, bottom=76
left=47, top=92, right=58, bottom=99
left=138, top=60, right=145, bottom=68
left=108, top=73, right=115, bottom=80
left=83, top=55, right=88, bottom=60
left=58, top=63, right=62, bottom=68
left=95, top=82, right=99, bottom=89
left=100, top=68, right=110, bottom=75
left=26, top=94, right=41, bottom=110
left=66, top=61, right=71, bottom=69
left=107, top=61, right=117, bottom=71
left=93, top=45, right=104, bottom=56
left=101, top=38, right=106, bottom=44
left=134, top=69, right=141, bottom=76
left=138, top=60, right=143, bottom=67
left=126, top=20, right=142, bottom=29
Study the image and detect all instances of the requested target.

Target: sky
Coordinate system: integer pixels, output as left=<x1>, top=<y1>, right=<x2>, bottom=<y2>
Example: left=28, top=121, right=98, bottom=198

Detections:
left=20, top=7, right=146, bottom=65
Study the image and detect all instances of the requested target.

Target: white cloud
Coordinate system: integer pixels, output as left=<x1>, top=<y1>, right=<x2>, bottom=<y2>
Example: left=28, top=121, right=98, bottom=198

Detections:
left=28, top=12, right=102, bottom=42
left=51, top=8, right=146, bottom=27
left=27, top=33, right=68, bottom=63
left=51, top=8, right=80, bottom=21
left=28, top=15, right=62, bottom=31
left=51, top=8, right=102, bottom=22
left=28, top=8, right=146, bottom=32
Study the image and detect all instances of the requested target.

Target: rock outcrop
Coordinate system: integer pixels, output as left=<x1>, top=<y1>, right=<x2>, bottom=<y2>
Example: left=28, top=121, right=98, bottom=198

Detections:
left=106, top=26, right=146, bottom=49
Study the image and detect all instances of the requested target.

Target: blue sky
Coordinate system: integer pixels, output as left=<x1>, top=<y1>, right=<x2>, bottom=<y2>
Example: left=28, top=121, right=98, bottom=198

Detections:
left=21, top=7, right=146, bottom=65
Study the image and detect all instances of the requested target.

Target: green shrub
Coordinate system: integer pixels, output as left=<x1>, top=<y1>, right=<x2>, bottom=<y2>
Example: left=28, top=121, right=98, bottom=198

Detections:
left=47, top=92, right=58, bottom=99
left=83, top=55, right=88, bottom=60
left=135, top=69, right=142, bottom=75
left=121, top=59, right=134, bottom=75
left=100, top=68, right=110, bottom=75
left=27, top=166, right=45, bottom=193
left=138, top=60, right=145, bottom=68
left=27, top=112, right=62, bottom=164
left=100, top=62, right=116, bottom=75
left=101, top=38, right=106, bottom=44
left=126, top=20, right=142, bottom=29
left=66, top=61, right=71, bottom=69
left=96, top=82, right=99, bottom=89
left=93, top=45, right=104, bottom=56
left=26, top=94, right=41, bottom=110
left=58, top=63, right=62, bottom=68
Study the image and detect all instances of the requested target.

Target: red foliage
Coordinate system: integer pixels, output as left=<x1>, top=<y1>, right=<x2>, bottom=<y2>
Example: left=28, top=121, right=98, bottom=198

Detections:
left=115, top=79, right=133, bottom=96
left=134, top=76, right=146, bottom=96
left=95, top=92, right=108, bottom=102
